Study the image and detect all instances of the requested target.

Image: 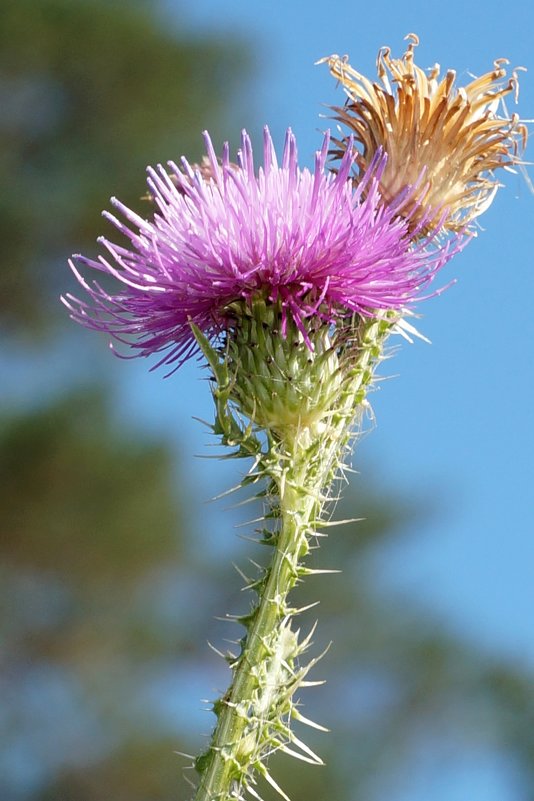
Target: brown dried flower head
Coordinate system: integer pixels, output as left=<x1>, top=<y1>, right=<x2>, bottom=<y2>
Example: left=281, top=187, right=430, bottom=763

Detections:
left=321, top=34, right=527, bottom=234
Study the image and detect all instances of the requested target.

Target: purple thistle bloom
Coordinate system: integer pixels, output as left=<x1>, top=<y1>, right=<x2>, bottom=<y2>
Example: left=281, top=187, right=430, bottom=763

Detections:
left=63, top=127, right=461, bottom=373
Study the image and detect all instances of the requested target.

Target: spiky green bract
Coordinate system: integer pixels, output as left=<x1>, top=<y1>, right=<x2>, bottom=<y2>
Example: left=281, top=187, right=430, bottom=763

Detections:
left=191, top=298, right=392, bottom=801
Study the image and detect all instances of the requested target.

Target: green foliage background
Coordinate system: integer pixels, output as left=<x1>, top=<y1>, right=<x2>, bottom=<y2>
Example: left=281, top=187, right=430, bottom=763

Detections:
left=1, top=2, right=533, bottom=800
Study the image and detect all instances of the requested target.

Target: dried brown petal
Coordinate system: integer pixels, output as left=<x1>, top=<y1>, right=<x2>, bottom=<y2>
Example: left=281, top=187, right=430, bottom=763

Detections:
left=321, top=34, right=527, bottom=234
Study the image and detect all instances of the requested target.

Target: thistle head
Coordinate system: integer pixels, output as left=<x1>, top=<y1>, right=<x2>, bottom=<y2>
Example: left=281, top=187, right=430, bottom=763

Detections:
left=321, top=34, right=527, bottom=234
left=63, top=126, right=459, bottom=380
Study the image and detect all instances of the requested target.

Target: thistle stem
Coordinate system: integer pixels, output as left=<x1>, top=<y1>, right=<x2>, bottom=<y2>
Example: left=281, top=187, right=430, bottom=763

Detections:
left=193, top=445, right=321, bottom=801
left=191, top=307, right=392, bottom=800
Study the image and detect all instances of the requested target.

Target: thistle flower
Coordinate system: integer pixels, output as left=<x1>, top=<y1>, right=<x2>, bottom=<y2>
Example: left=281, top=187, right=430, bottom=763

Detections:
left=61, top=77, right=496, bottom=801
left=63, top=127, right=460, bottom=375
left=321, top=33, right=527, bottom=233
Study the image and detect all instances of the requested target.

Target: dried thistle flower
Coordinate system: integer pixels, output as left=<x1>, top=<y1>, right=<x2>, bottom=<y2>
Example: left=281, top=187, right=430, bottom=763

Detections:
left=321, top=34, right=527, bottom=233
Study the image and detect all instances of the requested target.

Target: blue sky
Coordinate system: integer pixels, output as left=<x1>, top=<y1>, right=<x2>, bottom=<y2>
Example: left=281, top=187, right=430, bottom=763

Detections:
left=142, top=0, right=534, bottom=667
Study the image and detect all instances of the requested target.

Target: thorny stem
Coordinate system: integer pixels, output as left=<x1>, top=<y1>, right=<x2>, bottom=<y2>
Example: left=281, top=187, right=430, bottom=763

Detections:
left=191, top=307, right=393, bottom=801
left=193, top=438, right=326, bottom=801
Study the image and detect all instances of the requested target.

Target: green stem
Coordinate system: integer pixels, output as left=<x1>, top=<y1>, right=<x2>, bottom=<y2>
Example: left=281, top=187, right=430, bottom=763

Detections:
left=193, top=447, right=321, bottom=801
left=191, top=306, right=393, bottom=800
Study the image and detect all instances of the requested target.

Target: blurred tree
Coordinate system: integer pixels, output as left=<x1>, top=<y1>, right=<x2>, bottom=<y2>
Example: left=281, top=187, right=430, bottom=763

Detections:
left=0, top=390, right=198, bottom=800
left=0, top=2, right=252, bottom=797
left=0, top=0, right=250, bottom=331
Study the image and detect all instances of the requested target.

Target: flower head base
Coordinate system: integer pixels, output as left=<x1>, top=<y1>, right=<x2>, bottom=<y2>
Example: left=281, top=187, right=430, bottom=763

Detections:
left=321, top=34, right=527, bottom=234
left=63, top=127, right=460, bottom=374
